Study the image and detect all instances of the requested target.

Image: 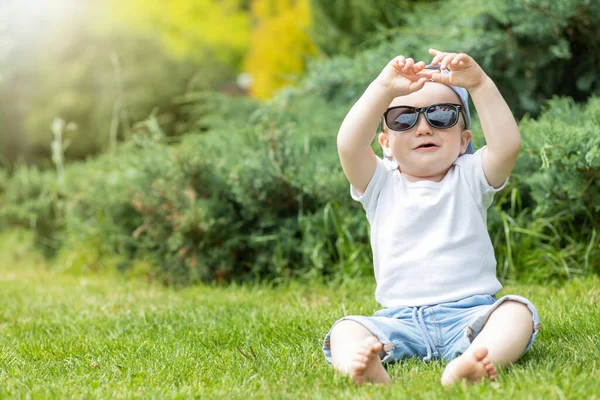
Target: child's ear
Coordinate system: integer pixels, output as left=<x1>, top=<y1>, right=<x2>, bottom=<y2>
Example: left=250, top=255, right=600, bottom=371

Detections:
left=378, top=132, right=393, bottom=158
left=459, top=129, right=472, bottom=154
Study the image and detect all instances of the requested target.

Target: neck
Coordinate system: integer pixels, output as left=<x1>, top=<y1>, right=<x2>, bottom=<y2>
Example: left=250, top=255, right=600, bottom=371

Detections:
left=399, top=168, right=449, bottom=183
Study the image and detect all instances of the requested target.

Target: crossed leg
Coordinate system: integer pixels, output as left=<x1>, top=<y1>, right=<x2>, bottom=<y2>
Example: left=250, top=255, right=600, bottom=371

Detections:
left=329, top=320, right=391, bottom=385
left=329, top=301, right=534, bottom=386
left=441, top=300, right=534, bottom=386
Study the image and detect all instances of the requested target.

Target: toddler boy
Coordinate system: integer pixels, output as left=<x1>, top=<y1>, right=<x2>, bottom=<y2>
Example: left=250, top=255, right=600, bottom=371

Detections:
left=323, top=49, right=540, bottom=385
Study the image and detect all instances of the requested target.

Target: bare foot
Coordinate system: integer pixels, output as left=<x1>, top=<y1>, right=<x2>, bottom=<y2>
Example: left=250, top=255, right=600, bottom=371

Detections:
left=348, top=337, right=391, bottom=385
left=440, top=346, right=497, bottom=386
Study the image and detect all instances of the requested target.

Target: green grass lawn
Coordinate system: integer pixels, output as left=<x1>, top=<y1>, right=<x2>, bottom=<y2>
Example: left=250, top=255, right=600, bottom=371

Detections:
left=1, top=233, right=599, bottom=399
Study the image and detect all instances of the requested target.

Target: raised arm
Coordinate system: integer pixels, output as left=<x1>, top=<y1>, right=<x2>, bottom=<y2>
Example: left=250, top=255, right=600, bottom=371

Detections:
left=426, top=49, right=521, bottom=188
left=469, top=77, right=521, bottom=188
left=338, top=57, right=429, bottom=193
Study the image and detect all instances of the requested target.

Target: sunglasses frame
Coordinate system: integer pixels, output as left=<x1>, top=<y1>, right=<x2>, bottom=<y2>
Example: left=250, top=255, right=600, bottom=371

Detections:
left=383, top=103, right=465, bottom=132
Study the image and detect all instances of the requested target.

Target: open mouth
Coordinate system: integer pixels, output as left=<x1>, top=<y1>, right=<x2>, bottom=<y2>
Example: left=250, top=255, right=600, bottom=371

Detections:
left=415, top=143, right=439, bottom=149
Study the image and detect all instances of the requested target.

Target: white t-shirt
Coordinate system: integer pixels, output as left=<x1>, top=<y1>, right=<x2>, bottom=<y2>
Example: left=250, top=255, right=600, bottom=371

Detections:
left=351, top=148, right=505, bottom=307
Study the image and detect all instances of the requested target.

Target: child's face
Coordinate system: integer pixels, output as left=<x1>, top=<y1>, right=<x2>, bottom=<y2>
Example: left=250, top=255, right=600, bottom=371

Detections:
left=378, top=82, right=472, bottom=182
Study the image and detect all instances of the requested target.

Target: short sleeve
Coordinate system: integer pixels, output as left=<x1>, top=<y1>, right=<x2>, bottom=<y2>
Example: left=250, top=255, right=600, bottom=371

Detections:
left=350, top=156, right=390, bottom=221
left=454, top=147, right=508, bottom=209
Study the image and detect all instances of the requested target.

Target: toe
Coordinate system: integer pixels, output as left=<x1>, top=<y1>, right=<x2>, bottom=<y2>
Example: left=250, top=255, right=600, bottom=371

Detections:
left=487, top=364, right=497, bottom=380
left=472, top=346, right=488, bottom=361
left=365, top=337, right=383, bottom=352
left=350, top=360, right=367, bottom=374
left=354, top=354, right=369, bottom=364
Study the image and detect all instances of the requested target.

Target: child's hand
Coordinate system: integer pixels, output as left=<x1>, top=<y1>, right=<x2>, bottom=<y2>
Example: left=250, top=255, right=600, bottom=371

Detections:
left=424, top=49, right=488, bottom=91
left=375, top=56, right=429, bottom=96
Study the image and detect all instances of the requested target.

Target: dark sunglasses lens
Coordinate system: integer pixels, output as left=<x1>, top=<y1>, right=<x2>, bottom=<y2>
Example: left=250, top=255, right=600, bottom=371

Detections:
left=387, top=108, right=417, bottom=130
left=427, top=105, right=458, bottom=128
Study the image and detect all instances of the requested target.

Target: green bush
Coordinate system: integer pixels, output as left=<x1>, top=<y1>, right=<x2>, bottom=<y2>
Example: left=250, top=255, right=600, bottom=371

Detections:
left=0, top=165, right=62, bottom=254
left=303, top=0, right=600, bottom=118
left=521, top=97, right=600, bottom=219
left=489, top=96, right=600, bottom=283
left=1, top=0, right=599, bottom=285
left=2, top=93, right=599, bottom=284
left=43, top=92, right=370, bottom=283
left=308, top=0, right=429, bottom=56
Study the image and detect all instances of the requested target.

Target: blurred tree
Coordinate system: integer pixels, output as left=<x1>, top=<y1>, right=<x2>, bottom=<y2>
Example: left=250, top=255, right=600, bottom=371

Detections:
left=0, top=1, right=243, bottom=165
left=244, top=0, right=317, bottom=99
left=0, top=1, right=58, bottom=165
left=0, top=26, right=25, bottom=166
left=309, top=0, right=428, bottom=56
left=24, top=23, right=214, bottom=161
left=482, top=0, right=600, bottom=115
left=109, top=0, right=251, bottom=66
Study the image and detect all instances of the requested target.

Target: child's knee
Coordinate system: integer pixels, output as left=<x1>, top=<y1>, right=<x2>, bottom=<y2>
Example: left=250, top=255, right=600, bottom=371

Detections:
left=331, top=320, right=371, bottom=341
left=331, top=319, right=364, bottom=340
left=499, top=300, right=531, bottom=313
left=496, top=301, right=534, bottom=326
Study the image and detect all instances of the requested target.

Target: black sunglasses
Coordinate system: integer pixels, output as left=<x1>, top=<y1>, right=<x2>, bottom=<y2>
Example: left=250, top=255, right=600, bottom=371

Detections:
left=383, top=103, right=464, bottom=132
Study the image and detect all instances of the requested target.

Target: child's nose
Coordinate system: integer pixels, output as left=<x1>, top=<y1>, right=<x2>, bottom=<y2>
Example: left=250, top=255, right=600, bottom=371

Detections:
left=415, top=113, right=433, bottom=136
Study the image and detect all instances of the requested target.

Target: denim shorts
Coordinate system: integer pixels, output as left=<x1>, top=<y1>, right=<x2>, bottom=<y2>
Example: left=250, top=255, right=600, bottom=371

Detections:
left=323, top=294, right=540, bottom=363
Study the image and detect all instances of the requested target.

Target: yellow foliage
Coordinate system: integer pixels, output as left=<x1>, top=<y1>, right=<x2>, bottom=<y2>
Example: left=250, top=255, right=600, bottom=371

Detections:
left=106, top=0, right=250, bottom=64
left=104, top=0, right=317, bottom=98
left=244, top=0, right=317, bottom=99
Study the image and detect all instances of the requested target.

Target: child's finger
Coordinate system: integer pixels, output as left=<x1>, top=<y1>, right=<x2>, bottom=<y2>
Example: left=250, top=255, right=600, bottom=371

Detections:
left=408, top=77, right=428, bottom=93
left=440, top=53, right=457, bottom=70
left=429, top=72, right=451, bottom=85
left=416, top=69, right=437, bottom=78
left=389, top=55, right=407, bottom=72
left=412, top=61, right=426, bottom=74
left=391, top=55, right=406, bottom=66
left=428, top=48, right=441, bottom=57
left=403, top=58, right=415, bottom=72
left=430, top=51, right=447, bottom=67
left=451, top=53, right=470, bottom=67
